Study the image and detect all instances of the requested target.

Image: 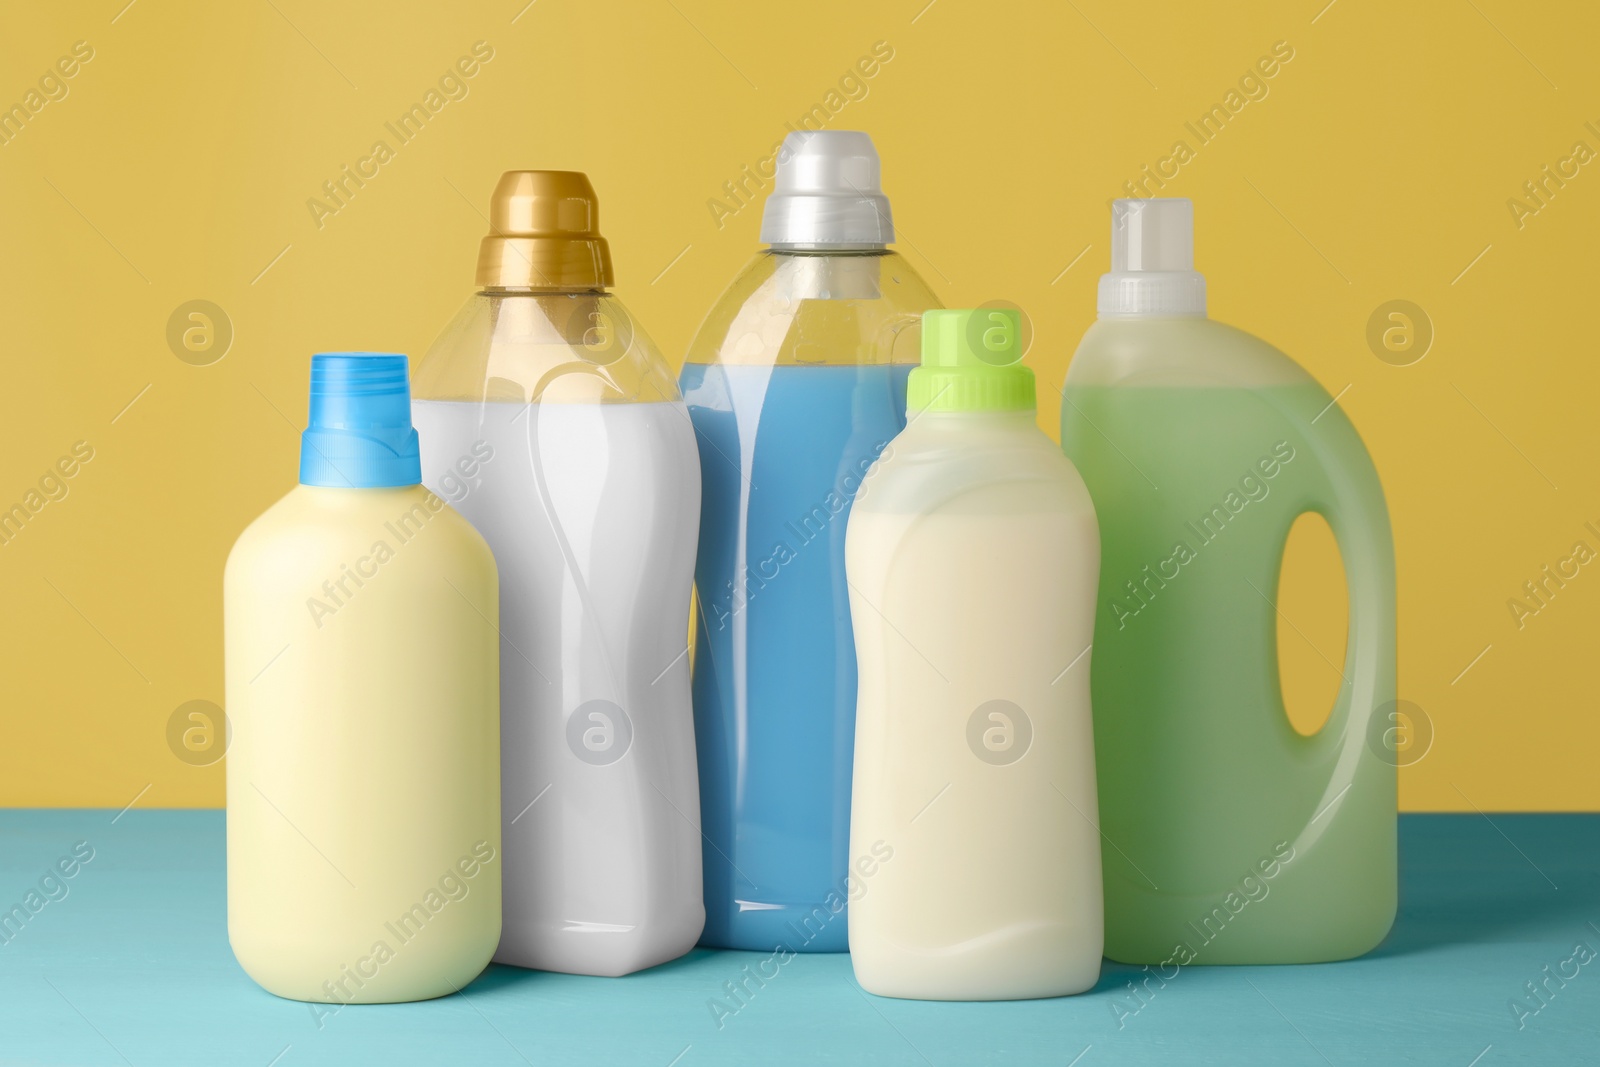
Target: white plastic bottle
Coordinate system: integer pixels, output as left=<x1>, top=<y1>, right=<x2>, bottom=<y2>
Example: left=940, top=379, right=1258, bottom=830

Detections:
left=846, top=309, right=1103, bottom=1000
left=226, top=353, right=501, bottom=1005
left=411, top=171, right=703, bottom=976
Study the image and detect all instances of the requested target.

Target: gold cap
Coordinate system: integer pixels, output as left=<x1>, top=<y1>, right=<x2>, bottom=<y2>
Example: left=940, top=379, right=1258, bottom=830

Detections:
left=475, top=171, right=614, bottom=290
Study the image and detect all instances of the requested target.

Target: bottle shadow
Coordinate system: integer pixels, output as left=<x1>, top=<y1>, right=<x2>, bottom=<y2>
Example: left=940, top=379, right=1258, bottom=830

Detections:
left=463, top=946, right=721, bottom=993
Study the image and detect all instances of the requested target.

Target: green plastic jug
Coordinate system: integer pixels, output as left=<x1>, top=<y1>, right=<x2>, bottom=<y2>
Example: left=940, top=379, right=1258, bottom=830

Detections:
left=1060, top=199, right=1397, bottom=964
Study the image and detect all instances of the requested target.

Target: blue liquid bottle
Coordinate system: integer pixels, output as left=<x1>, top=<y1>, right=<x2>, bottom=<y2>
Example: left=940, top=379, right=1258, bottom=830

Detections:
left=681, top=131, right=940, bottom=950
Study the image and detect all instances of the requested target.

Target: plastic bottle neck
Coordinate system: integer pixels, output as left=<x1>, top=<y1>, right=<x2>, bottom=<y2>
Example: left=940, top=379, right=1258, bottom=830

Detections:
left=912, top=407, right=1036, bottom=426
left=766, top=244, right=888, bottom=255
left=479, top=286, right=610, bottom=296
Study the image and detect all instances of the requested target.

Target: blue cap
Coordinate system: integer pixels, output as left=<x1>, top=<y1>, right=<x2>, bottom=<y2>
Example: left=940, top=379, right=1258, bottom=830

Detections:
left=299, top=353, right=422, bottom=488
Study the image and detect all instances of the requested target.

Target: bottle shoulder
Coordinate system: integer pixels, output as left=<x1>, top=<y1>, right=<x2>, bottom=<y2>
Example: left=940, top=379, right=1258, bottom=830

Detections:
left=227, top=485, right=494, bottom=580
left=855, top=415, right=1095, bottom=520
left=684, top=250, right=940, bottom=368
left=413, top=290, right=680, bottom=405
left=1066, top=316, right=1314, bottom=390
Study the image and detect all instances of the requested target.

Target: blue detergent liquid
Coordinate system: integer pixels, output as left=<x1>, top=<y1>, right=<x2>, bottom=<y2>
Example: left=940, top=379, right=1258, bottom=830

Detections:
left=681, top=361, right=912, bottom=952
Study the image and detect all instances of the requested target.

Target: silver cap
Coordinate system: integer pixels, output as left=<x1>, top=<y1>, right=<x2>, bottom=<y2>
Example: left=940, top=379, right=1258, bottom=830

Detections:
left=760, top=131, right=894, bottom=249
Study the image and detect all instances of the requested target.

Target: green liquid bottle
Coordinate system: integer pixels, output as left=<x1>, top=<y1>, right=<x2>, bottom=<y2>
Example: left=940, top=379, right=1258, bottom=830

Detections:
left=1060, top=199, right=1396, bottom=964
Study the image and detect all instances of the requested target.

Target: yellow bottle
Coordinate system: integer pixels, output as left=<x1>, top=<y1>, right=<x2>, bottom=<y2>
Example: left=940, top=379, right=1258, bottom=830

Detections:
left=225, top=353, right=502, bottom=1006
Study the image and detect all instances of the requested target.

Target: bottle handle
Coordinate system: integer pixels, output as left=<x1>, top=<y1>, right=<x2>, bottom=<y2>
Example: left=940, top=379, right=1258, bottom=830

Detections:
left=1278, top=406, right=1397, bottom=855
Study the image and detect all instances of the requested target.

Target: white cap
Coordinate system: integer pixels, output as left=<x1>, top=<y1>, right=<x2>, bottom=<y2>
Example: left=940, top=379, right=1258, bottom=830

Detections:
left=1097, top=198, right=1207, bottom=317
left=760, top=131, right=894, bottom=249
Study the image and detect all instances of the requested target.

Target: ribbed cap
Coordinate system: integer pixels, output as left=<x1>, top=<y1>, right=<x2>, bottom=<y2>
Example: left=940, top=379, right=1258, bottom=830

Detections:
left=1097, top=198, right=1207, bottom=317
left=907, top=309, right=1035, bottom=413
left=476, top=170, right=614, bottom=289
left=760, top=131, right=894, bottom=248
left=299, top=353, right=422, bottom=488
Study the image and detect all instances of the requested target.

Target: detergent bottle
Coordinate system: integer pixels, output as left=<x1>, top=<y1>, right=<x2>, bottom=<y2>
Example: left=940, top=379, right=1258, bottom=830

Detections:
left=1060, top=198, right=1397, bottom=964
left=412, top=171, right=703, bottom=976
left=681, top=131, right=940, bottom=951
left=226, top=352, right=502, bottom=1003
left=847, top=308, right=1103, bottom=1000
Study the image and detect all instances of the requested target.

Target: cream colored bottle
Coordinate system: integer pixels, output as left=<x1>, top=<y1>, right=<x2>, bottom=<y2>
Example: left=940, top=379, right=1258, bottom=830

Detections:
left=846, top=310, right=1103, bottom=1000
left=225, top=353, right=502, bottom=1005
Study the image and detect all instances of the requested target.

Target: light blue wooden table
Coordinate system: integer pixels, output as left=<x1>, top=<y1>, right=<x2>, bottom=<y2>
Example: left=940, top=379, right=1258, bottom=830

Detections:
left=0, top=811, right=1594, bottom=1065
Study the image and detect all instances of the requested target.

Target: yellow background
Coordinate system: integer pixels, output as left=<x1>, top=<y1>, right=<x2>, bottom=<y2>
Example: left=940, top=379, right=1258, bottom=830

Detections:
left=0, top=0, right=1592, bottom=810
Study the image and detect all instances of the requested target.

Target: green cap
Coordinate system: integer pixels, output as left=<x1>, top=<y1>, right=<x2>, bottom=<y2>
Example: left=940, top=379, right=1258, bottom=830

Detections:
left=906, top=308, right=1036, bottom=413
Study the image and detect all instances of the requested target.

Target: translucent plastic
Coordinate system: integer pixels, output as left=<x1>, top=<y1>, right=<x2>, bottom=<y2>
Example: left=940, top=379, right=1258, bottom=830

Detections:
left=1099, top=199, right=1206, bottom=317
left=1060, top=316, right=1397, bottom=964
left=414, top=291, right=679, bottom=405
left=412, top=289, right=704, bottom=976
left=846, top=410, right=1103, bottom=999
left=1111, top=198, right=1194, bottom=272
left=681, top=250, right=939, bottom=952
